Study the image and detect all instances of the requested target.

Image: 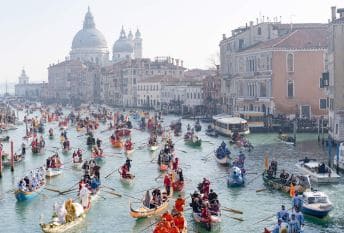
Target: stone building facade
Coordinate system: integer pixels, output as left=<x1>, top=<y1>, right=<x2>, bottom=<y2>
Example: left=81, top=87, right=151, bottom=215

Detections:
left=14, top=69, right=44, bottom=100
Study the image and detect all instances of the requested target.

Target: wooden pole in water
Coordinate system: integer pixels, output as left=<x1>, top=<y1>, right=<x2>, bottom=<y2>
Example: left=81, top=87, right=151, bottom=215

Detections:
left=293, top=120, right=297, bottom=145
left=321, top=118, right=324, bottom=145
left=317, top=118, right=320, bottom=143
left=0, top=149, right=3, bottom=178
left=10, top=140, right=14, bottom=172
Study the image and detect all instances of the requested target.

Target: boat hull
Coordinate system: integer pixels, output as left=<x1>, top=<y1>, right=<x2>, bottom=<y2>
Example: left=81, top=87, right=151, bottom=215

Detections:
left=130, top=200, right=169, bottom=218
left=46, top=168, right=62, bottom=177
left=296, top=162, right=340, bottom=184
left=301, top=205, right=332, bottom=218
left=15, top=188, right=42, bottom=201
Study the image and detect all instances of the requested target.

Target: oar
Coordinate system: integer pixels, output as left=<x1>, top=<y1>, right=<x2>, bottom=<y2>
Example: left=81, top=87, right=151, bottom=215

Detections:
left=102, top=189, right=122, bottom=197
left=203, top=140, right=214, bottom=145
left=223, top=213, right=244, bottom=221
left=222, top=207, right=243, bottom=214
left=104, top=169, right=118, bottom=179
left=63, top=181, right=80, bottom=193
left=256, top=188, right=267, bottom=193
left=246, top=172, right=262, bottom=185
left=60, top=187, right=79, bottom=195
left=44, top=187, right=62, bottom=194
left=139, top=218, right=160, bottom=232
left=175, top=148, right=187, bottom=153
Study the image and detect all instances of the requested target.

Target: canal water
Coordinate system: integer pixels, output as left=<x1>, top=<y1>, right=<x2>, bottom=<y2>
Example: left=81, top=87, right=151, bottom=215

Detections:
left=0, top=110, right=343, bottom=233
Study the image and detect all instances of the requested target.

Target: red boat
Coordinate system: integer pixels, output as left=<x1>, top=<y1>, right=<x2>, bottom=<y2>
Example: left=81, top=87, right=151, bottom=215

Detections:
left=115, top=128, right=131, bottom=137
left=91, top=148, right=105, bottom=160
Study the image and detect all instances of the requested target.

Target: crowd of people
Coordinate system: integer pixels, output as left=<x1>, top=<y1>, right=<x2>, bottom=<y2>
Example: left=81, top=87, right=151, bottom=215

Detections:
left=46, top=154, right=62, bottom=169
left=18, top=167, right=45, bottom=192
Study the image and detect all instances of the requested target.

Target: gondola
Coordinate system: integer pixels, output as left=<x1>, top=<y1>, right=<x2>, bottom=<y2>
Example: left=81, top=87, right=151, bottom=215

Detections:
left=15, top=184, right=45, bottom=201
left=129, top=188, right=172, bottom=218
left=118, top=168, right=135, bottom=185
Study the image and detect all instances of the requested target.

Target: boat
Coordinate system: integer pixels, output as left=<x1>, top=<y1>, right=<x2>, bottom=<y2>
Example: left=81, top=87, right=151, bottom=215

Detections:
left=49, top=134, right=54, bottom=140
left=212, top=114, right=249, bottom=136
left=115, top=128, right=131, bottom=137
left=118, top=168, right=135, bottom=185
left=296, top=159, right=340, bottom=184
left=192, top=212, right=221, bottom=231
left=46, top=167, right=63, bottom=177
left=262, top=170, right=311, bottom=194
left=110, top=137, right=123, bottom=148
left=0, top=136, right=9, bottom=142
left=2, top=153, right=25, bottom=167
left=15, top=185, right=45, bottom=201
left=129, top=188, right=172, bottom=218
left=278, top=133, right=295, bottom=145
left=184, top=132, right=202, bottom=147
left=172, top=180, right=184, bottom=192
left=124, top=140, right=135, bottom=156
left=301, top=191, right=333, bottom=218
left=91, top=149, right=105, bottom=161
left=214, top=142, right=231, bottom=165
left=227, top=166, right=245, bottom=187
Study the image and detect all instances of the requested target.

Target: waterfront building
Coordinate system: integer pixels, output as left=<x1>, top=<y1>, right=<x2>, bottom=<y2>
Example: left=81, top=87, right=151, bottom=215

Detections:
left=14, top=69, right=44, bottom=100
left=202, top=66, right=222, bottom=115
left=220, top=20, right=327, bottom=118
left=323, top=7, right=344, bottom=143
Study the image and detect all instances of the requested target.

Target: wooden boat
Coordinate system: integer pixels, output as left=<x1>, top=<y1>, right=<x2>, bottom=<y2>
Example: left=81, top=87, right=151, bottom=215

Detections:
left=227, top=166, right=245, bottom=187
left=3, top=153, right=25, bottom=167
left=115, top=128, right=131, bottom=137
left=184, top=138, right=202, bottom=147
left=15, top=184, right=45, bottom=201
left=192, top=212, right=221, bottom=231
left=278, top=134, right=295, bottom=145
left=159, top=163, right=169, bottom=171
left=110, top=138, right=123, bottom=148
left=46, top=167, right=63, bottom=177
left=129, top=189, right=172, bottom=218
left=118, top=169, right=135, bottom=185
left=262, top=170, right=310, bottom=194
left=91, top=150, right=105, bottom=160
left=296, top=160, right=340, bottom=184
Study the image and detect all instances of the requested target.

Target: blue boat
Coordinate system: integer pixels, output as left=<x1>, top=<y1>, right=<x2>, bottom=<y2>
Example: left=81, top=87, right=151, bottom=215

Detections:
left=227, top=166, right=245, bottom=187
left=15, top=186, right=44, bottom=201
left=301, top=191, right=333, bottom=218
left=214, top=141, right=231, bottom=165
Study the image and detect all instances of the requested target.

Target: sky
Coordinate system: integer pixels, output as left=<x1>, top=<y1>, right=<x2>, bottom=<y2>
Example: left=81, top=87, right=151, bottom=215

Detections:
left=0, top=0, right=342, bottom=82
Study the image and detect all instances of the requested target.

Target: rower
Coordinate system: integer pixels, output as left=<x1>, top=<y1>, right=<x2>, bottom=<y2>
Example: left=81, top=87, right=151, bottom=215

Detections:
left=292, top=192, right=303, bottom=210
left=96, top=138, right=102, bottom=148
left=276, top=205, right=289, bottom=222
left=172, top=157, right=179, bottom=171
left=272, top=218, right=283, bottom=233
left=125, top=158, right=132, bottom=172
left=208, top=189, right=218, bottom=203
left=174, top=195, right=185, bottom=212
left=288, top=213, right=301, bottom=233
left=164, top=174, right=171, bottom=196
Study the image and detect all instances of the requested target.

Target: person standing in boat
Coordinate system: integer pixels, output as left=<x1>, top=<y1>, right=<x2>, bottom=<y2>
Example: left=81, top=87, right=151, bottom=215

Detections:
left=164, top=174, right=171, bottom=196
left=79, top=183, right=90, bottom=209
left=172, top=157, right=179, bottom=171
left=21, top=142, right=26, bottom=155
left=125, top=158, right=132, bottom=172
left=294, top=207, right=304, bottom=229
left=272, top=218, right=283, bottom=233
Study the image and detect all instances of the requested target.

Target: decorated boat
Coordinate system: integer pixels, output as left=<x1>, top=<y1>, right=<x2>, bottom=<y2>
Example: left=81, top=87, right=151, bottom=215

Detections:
left=118, top=168, right=135, bottom=185
left=184, top=132, right=202, bottom=147
left=115, top=128, right=131, bottom=137
left=91, top=148, right=105, bottom=161
left=2, top=152, right=25, bottom=167
left=301, top=191, right=333, bottom=218
left=227, top=166, right=245, bottom=187
left=192, top=212, right=221, bottom=231
left=296, top=159, right=340, bottom=184
left=214, top=142, right=231, bottom=165
left=149, top=143, right=159, bottom=152
left=262, top=170, right=311, bottom=194
left=124, top=140, right=135, bottom=156
left=15, top=184, right=45, bottom=201
left=129, top=188, right=172, bottom=218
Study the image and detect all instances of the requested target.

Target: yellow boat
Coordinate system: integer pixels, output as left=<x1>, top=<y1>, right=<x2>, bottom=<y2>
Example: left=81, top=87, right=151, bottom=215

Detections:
left=111, top=138, right=123, bottom=148
left=129, top=188, right=173, bottom=218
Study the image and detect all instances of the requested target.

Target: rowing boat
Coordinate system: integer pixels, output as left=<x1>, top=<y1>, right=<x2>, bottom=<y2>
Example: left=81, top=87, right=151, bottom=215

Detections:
left=172, top=180, right=184, bottom=192
left=129, top=188, right=173, bottom=218
left=46, top=167, right=63, bottom=177
left=15, top=184, right=45, bottom=201
left=118, top=169, right=135, bottom=185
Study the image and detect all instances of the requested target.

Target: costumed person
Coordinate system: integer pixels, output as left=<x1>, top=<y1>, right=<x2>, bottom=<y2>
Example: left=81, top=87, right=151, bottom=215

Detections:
left=277, top=205, right=289, bottom=222
left=288, top=213, right=301, bottom=233
left=172, top=157, right=179, bottom=171
left=64, top=199, right=76, bottom=222
left=175, top=195, right=185, bottom=212
left=272, top=218, right=283, bottom=233
left=292, top=192, right=303, bottom=210
left=79, top=183, right=90, bottom=209
left=164, top=174, right=171, bottom=196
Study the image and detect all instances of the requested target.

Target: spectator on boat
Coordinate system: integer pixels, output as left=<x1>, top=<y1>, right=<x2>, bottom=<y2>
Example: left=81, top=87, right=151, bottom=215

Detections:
left=267, top=166, right=274, bottom=179
left=271, top=160, right=278, bottom=177
left=319, top=163, right=326, bottom=173
left=21, top=142, right=26, bottom=155
left=288, top=213, right=301, bottom=233
left=292, top=192, right=303, bottom=210
left=280, top=170, right=289, bottom=184
left=272, top=218, right=283, bottom=233
left=96, top=138, right=102, bottom=148
left=277, top=205, right=289, bottom=222
left=173, top=212, right=185, bottom=231
left=208, top=189, right=218, bottom=203
left=304, top=157, right=310, bottom=163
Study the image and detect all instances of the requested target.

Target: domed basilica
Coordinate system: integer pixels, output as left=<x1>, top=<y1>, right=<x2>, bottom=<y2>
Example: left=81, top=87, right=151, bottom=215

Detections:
left=70, top=7, right=142, bottom=66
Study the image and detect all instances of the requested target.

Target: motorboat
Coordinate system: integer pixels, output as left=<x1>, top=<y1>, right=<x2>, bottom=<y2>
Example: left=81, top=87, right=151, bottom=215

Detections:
left=301, top=191, right=333, bottom=218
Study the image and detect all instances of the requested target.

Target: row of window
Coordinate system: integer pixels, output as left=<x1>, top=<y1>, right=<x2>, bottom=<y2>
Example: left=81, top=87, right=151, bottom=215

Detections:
left=138, top=84, right=160, bottom=91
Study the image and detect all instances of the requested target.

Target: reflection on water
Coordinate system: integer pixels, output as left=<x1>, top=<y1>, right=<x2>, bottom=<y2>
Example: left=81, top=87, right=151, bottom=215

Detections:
left=0, top=111, right=342, bottom=232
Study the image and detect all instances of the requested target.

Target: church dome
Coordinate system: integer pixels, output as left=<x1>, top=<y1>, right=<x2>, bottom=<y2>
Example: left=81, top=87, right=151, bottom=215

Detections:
left=71, top=7, right=108, bottom=49
left=113, top=27, right=133, bottom=53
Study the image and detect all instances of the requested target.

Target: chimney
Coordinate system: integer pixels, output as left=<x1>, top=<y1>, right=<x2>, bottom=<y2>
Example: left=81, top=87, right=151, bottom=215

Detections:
left=250, top=21, right=254, bottom=28
left=331, top=6, right=336, bottom=21
left=338, top=8, right=344, bottom=18
left=256, top=18, right=259, bottom=24
left=222, top=34, right=226, bottom=40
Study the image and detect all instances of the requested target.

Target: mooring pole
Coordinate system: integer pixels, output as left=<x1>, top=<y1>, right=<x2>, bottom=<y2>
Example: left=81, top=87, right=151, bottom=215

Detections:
left=10, top=141, right=14, bottom=172
left=0, top=150, right=3, bottom=178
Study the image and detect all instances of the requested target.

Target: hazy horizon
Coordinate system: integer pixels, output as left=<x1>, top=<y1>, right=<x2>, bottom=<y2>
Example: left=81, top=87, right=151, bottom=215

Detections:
left=0, top=0, right=342, bottom=83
